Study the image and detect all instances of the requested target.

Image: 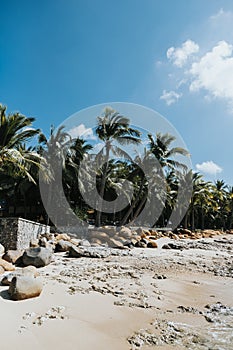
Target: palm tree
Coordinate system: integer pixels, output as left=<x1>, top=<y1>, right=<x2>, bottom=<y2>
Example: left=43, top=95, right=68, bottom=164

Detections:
left=38, top=125, right=71, bottom=225
left=147, top=132, right=189, bottom=173
left=0, top=104, right=42, bottom=182
left=95, top=107, right=141, bottom=226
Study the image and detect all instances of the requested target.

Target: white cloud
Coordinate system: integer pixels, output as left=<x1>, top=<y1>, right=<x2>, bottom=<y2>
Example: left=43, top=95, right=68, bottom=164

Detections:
left=68, top=124, right=96, bottom=140
left=196, top=161, right=222, bottom=175
left=189, top=41, right=233, bottom=104
left=167, top=40, right=199, bottom=67
left=160, top=90, right=182, bottom=105
left=210, top=8, right=232, bottom=21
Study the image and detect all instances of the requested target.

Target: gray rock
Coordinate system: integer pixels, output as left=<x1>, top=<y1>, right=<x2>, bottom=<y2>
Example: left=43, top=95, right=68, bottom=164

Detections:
left=68, top=245, right=110, bottom=258
left=8, top=276, right=43, bottom=300
left=22, top=247, right=52, bottom=267
left=1, top=266, right=39, bottom=286
left=79, top=239, right=91, bottom=247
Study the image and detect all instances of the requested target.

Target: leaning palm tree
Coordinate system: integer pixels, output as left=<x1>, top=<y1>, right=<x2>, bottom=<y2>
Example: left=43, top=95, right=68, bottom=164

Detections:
left=0, top=104, right=42, bottom=183
left=147, top=132, right=189, bottom=173
left=95, top=107, right=141, bottom=226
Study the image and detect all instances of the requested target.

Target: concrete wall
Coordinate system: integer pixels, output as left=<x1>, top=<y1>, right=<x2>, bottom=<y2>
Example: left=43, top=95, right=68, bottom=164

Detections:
left=0, top=217, right=50, bottom=250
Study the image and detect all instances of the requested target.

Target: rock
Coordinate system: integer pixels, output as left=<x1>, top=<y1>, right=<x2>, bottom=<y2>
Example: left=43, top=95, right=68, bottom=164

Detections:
left=68, top=246, right=110, bottom=258
left=147, top=241, right=158, bottom=248
left=55, top=233, right=71, bottom=242
left=55, top=240, right=75, bottom=252
left=0, top=243, right=5, bottom=256
left=162, top=242, right=187, bottom=250
left=22, top=247, right=52, bottom=268
left=100, top=226, right=116, bottom=237
left=39, top=237, right=48, bottom=247
left=0, top=266, right=4, bottom=275
left=1, top=266, right=39, bottom=286
left=117, top=227, right=132, bottom=239
left=8, top=276, right=43, bottom=300
left=0, top=258, right=15, bottom=271
left=162, top=244, right=171, bottom=249
left=30, top=238, right=39, bottom=247
left=130, top=238, right=139, bottom=246
left=108, top=238, right=126, bottom=249
left=135, top=240, right=147, bottom=248
left=2, top=250, right=23, bottom=264
left=179, top=228, right=192, bottom=235
left=79, top=239, right=91, bottom=247
left=70, top=238, right=82, bottom=246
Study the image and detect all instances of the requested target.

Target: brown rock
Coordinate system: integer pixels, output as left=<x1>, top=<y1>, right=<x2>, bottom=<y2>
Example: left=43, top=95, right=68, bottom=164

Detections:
left=147, top=241, right=158, bottom=248
left=0, top=258, right=15, bottom=271
left=0, top=266, right=4, bottom=275
left=55, top=233, right=71, bottom=242
left=30, top=238, right=39, bottom=248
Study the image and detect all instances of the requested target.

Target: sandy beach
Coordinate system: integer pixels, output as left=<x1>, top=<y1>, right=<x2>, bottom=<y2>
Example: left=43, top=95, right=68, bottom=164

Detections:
left=0, top=234, right=232, bottom=350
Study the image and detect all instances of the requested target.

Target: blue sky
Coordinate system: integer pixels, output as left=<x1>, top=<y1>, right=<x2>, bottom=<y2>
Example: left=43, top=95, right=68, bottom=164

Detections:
left=1, top=0, right=233, bottom=184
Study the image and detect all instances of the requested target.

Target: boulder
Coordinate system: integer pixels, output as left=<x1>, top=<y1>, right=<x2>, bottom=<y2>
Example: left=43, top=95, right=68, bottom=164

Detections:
left=0, top=243, right=5, bottom=256
left=22, top=247, right=52, bottom=268
left=8, top=276, right=43, bottom=300
left=1, top=266, right=39, bottom=286
left=68, top=246, right=110, bottom=258
left=2, top=250, right=24, bottom=264
left=108, top=238, right=125, bottom=249
left=117, top=227, right=132, bottom=239
left=0, top=258, right=15, bottom=271
left=55, top=240, right=75, bottom=252
left=135, top=240, right=147, bottom=248
left=79, top=239, right=91, bottom=247
left=0, top=266, right=5, bottom=275
left=70, top=238, right=82, bottom=246
left=55, top=233, right=71, bottom=242
left=147, top=240, right=158, bottom=248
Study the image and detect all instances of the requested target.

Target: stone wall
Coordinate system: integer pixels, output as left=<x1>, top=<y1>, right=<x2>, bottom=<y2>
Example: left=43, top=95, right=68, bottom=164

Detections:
left=0, top=218, right=50, bottom=250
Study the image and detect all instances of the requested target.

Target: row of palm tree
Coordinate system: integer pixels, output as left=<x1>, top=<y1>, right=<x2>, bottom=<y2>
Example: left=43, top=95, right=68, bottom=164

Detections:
left=0, top=103, right=232, bottom=230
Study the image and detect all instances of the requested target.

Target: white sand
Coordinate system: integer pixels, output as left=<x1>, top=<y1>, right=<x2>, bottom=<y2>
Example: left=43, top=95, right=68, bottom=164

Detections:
left=0, top=235, right=232, bottom=350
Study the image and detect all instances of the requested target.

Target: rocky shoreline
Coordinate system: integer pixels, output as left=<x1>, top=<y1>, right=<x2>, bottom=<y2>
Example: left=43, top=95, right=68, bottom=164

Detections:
left=0, top=228, right=232, bottom=349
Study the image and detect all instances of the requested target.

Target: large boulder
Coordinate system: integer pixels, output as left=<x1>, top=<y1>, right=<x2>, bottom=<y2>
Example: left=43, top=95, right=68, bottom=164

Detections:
left=2, top=250, right=23, bottom=264
left=0, top=266, right=5, bottom=275
left=8, top=276, right=43, bottom=300
left=0, top=258, right=15, bottom=271
left=68, top=246, right=110, bottom=258
left=22, top=247, right=52, bottom=268
left=1, top=266, right=39, bottom=286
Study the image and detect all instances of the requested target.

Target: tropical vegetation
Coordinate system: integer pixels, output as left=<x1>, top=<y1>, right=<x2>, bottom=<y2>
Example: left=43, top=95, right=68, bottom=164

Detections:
left=0, top=103, right=232, bottom=231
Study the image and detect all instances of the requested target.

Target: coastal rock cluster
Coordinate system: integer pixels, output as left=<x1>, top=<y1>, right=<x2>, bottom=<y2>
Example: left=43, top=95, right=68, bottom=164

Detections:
left=0, top=227, right=232, bottom=301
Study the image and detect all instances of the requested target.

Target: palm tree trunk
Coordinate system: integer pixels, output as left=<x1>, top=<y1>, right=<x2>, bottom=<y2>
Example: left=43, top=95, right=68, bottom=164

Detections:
left=119, top=179, right=145, bottom=226
left=95, top=145, right=110, bottom=227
